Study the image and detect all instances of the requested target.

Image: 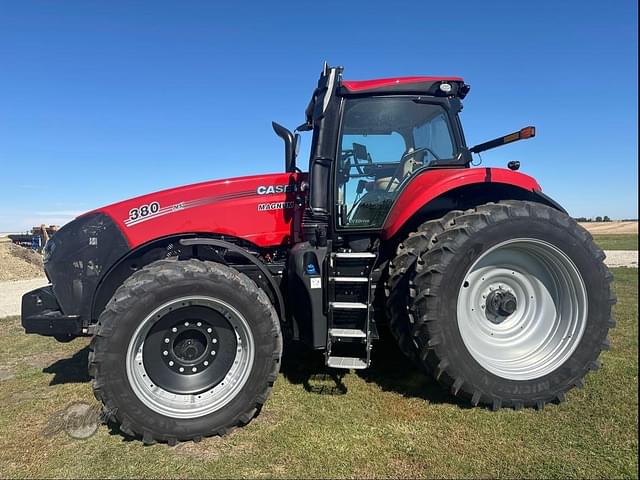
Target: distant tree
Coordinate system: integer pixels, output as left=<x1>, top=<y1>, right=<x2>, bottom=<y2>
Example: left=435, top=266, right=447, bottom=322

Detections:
left=595, top=216, right=603, bottom=222
left=574, top=217, right=591, bottom=222
left=603, top=215, right=611, bottom=222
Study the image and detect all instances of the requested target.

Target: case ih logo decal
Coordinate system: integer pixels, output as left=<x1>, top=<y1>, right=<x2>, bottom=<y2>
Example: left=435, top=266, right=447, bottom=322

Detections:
left=257, top=201, right=294, bottom=211
left=256, top=184, right=296, bottom=195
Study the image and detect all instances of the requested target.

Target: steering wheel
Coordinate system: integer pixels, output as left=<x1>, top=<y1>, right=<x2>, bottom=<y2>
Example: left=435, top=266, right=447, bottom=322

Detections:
left=384, top=147, right=441, bottom=192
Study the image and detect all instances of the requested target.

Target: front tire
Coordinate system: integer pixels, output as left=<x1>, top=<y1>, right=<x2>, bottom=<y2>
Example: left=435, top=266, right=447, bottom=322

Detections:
left=89, top=259, right=282, bottom=444
left=396, top=201, right=615, bottom=409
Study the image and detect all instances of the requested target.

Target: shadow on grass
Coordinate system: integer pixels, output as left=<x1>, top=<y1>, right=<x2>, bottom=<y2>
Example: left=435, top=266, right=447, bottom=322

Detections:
left=42, top=330, right=467, bottom=408
left=43, top=345, right=91, bottom=385
left=358, top=329, right=469, bottom=408
left=280, top=340, right=349, bottom=395
left=280, top=328, right=469, bottom=408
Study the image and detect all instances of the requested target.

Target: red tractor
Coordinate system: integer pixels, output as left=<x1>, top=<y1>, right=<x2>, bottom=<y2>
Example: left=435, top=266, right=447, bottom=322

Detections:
left=22, top=64, right=614, bottom=444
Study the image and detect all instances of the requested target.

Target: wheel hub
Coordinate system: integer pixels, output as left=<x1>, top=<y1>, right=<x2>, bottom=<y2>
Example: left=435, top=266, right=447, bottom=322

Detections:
left=141, top=304, right=238, bottom=394
left=161, top=321, right=219, bottom=375
left=485, top=289, right=518, bottom=320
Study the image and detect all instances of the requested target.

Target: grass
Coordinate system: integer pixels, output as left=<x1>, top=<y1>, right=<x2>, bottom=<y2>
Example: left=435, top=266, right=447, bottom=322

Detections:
left=0, top=268, right=637, bottom=479
left=593, top=234, right=638, bottom=251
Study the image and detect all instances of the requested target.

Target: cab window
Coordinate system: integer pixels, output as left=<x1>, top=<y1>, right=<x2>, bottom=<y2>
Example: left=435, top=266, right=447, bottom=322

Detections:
left=336, top=97, right=456, bottom=229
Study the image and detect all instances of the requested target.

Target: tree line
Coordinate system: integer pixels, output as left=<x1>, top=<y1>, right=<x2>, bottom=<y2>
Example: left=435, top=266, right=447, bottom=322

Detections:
left=573, top=217, right=639, bottom=222
left=574, top=216, right=613, bottom=222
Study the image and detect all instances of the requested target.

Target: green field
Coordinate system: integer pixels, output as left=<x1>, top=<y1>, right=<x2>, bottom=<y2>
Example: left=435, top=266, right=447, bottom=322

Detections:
left=0, top=268, right=637, bottom=479
left=593, top=234, right=638, bottom=251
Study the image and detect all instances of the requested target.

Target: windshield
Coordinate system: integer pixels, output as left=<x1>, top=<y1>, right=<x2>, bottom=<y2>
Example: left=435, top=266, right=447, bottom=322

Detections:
left=337, top=96, right=457, bottom=229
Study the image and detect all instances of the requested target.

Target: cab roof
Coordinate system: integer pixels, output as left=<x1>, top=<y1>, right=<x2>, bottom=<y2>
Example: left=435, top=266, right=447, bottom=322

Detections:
left=340, top=76, right=469, bottom=98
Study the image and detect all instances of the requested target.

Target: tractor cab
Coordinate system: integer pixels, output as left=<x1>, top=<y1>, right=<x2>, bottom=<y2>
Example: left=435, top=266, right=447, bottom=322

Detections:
left=299, top=64, right=471, bottom=235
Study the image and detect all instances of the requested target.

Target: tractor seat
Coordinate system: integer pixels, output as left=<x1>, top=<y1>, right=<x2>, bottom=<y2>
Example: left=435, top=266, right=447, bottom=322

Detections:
left=374, top=148, right=424, bottom=192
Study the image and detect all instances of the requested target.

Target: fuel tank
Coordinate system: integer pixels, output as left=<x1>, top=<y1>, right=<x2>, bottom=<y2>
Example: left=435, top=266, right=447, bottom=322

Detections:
left=92, top=172, right=306, bottom=248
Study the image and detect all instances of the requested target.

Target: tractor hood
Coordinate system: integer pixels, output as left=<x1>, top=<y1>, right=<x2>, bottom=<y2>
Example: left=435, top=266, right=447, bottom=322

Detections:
left=91, top=172, right=305, bottom=248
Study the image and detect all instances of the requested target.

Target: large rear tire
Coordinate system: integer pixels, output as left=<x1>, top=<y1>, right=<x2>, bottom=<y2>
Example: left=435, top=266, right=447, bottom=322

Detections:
left=386, top=210, right=463, bottom=363
left=89, top=259, right=282, bottom=444
left=390, top=201, right=615, bottom=409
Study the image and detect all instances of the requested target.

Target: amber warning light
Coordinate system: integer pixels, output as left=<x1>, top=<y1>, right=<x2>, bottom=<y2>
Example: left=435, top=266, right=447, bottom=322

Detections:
left=470, top=126, right=537, bottom=154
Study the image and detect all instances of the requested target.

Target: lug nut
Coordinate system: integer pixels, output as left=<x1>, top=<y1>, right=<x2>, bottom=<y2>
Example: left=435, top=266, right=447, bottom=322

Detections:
left=211, top=350, right=216, bottom=356
left=197, top=322, right=202, bottom=327
left=207, top=328, right=212, bottom=333
left=184, top=322, right=190, bottom=326
left=172, top=327, right=177, bottom=332
left=169, top=361, right=174, bottom=366
left=179, top=367, right=184, bottom=372
left=163, top=350, right=168, bottom=356
left=164, top=338, right=170, bottom=343
left=192, top=367, right=197, bottom=372
left=204, top=361, right=209, bottom=366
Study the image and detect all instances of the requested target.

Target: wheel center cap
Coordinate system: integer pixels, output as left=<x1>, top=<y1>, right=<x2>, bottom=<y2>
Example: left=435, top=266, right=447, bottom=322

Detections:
left=173, top=330, right=207, bottom=362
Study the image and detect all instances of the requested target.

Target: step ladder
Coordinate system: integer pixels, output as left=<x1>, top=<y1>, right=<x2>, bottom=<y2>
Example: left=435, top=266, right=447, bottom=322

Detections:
left=325, top=251, right=377, bottom=370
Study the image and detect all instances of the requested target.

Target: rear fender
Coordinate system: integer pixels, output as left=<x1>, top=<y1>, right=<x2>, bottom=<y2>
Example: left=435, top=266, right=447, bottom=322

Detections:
left=382, top=167, right=562, bottom=240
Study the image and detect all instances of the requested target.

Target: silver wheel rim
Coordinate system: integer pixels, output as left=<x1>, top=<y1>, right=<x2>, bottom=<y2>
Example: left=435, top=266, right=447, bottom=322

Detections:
left=126, top=296, right=255, bottom=419
left=456, top=238, right=588, bottom=381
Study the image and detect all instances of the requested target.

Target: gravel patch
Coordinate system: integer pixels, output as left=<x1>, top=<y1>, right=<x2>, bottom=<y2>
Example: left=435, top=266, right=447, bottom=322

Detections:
left=0, top=278, right=49, bottom=318
left=604, top=250, right=639, bottom=268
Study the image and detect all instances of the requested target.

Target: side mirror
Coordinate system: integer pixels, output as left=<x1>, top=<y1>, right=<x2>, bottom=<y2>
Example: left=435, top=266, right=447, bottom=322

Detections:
left=272, top=122, right=296, bottom=173
left=294, top=133, right=301, bottom=157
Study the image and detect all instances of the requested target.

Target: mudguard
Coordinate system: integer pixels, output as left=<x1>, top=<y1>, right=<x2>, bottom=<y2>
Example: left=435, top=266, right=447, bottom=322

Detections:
left=382, top=167, right=543, bottom=239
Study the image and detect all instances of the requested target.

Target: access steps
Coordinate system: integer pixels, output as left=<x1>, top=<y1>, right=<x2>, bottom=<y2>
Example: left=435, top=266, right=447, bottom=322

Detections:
left=325, top=251, right=377, bottom=370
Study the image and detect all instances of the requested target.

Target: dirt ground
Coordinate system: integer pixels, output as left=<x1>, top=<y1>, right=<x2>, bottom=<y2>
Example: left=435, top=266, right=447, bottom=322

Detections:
left=579, top=221, right=638, bottom=234
left=0, top=240, right=45, bottom=282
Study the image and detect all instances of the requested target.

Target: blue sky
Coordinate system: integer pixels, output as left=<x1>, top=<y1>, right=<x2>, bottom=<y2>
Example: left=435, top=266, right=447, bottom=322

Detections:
left=0, top=1, right=637, bottom=231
